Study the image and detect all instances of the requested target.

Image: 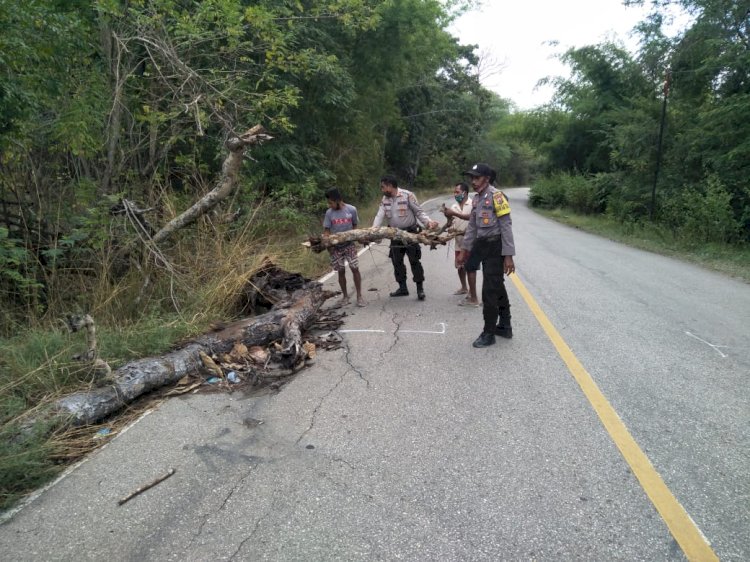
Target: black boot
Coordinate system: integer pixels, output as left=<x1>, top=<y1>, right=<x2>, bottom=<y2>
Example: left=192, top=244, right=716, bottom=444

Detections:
left=472, top=332, right=496, bottom=348
left=494, top=322, right=513, bottom=339
left=416, top=283, right=425, bottom=300
left=495, top=308, right=512, bottom=338
left=390, top=282, right=409, bottom=297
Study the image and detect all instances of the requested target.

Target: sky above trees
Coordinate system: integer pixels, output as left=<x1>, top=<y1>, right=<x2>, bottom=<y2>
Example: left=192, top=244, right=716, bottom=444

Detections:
left=449, top=0, right=692, bottom=109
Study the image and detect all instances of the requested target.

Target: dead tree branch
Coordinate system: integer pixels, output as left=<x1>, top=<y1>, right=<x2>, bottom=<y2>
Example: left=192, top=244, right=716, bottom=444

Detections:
left=49, top=276, right=334, bottom=427
left=150, top=125, right=272, bottom=246
left=65, top=314, right=113, bottom=383
left=303, top=226, right=457, bottom=253
left=118, top=468, right=176, bottom=506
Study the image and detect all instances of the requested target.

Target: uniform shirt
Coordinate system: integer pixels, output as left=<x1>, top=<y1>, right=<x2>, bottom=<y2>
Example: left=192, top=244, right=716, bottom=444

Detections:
left=450, top=198, right=471, bottom=248
left=461, top=185, right=515, bottom=256
left=324, top=203, right=358, bottom=246
left=372, top=188, right=432, bottom=230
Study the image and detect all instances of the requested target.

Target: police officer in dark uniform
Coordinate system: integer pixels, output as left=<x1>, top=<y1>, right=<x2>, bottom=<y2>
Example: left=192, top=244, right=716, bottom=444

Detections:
left=456, top=163, right=516, bottom=348
left=373, top=174, right=438, bottom=300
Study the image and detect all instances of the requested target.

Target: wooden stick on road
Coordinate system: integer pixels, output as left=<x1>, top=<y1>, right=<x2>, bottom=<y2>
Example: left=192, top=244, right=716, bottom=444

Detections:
left=118, top=468, right=176, bottom=506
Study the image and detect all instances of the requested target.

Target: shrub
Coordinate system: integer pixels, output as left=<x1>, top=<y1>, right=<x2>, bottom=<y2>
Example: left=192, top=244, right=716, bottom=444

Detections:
left=565, top=175, right=600, bottom=214
left=605, top=175, right=652, bottom=223
left=530, top=171, right=602, bottom=214
left=529, top=174, right=568, bottom=208
left=667, top=177, right=741, bottom=244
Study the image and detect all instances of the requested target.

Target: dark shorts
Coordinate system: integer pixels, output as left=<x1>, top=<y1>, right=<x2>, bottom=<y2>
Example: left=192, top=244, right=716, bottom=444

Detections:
left=464, top=251, right=481, bottom=272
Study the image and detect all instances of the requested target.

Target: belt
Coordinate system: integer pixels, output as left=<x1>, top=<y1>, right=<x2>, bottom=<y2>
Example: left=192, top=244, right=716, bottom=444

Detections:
left=476, top=235, right=502, bottom=245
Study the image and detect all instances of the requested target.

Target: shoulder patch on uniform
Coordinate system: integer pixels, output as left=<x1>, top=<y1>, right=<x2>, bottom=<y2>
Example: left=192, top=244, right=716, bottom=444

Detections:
left=492, top=191, right=511, bottom=217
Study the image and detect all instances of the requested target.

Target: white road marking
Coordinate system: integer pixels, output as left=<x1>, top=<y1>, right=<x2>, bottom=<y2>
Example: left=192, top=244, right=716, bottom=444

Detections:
left=685, top=331, right=729, bottom=358
left=340, top=323, right=446, bottom=335
left=400, top=322, right=446, bottom=334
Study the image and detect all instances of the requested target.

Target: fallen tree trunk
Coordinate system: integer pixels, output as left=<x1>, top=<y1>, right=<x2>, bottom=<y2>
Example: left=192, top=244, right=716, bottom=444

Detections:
left=303, top=226, right=458, bottom=253
left=51, top=280, right=335, bottom=427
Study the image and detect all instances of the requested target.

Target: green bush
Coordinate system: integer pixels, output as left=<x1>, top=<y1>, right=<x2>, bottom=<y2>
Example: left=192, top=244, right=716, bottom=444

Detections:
left=565, top=174, right=600, bottom=214
left=529, top=174, right=568, bottom=208
left=660, top=177, right=741, bottom=245
left=530, top=172, right=602, bottom=213
left=0, top=227, right=45, bottom=329
left=604, top=178, right=652, bottom=223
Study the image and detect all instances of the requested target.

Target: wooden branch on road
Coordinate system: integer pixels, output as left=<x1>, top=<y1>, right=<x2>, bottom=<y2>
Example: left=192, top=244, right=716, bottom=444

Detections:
left=303, top=226, right=457, bottom=253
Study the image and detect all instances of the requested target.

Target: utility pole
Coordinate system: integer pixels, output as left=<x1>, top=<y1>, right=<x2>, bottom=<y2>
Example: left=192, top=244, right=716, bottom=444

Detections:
left=650, top=68, right=671, bottom=221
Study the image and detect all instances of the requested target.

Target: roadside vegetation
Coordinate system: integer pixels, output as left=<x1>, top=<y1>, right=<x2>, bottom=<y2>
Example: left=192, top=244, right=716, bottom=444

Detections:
left=535, top=206, right=750, bottom=283
left=530, top=173, right=750, bottom=283
left=1, top=0, right=747, bottom=511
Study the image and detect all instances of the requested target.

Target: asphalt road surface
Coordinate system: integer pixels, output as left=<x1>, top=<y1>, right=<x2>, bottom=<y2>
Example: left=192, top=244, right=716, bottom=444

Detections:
left=1, top=188, right=748, bottom=561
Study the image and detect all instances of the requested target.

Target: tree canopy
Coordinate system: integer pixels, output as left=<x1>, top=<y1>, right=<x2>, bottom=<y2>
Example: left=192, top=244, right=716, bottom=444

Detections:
left=0, top=0, right=508, bottom=332
left=525, top=0, right=749, bottom=244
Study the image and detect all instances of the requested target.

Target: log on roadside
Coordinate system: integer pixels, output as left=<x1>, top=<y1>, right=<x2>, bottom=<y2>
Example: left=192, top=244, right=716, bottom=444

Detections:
left=52, top=281, right=336, bottom=427
left=303, top=226, right=457, bottom=253
left=233, top=258, right=313, bottom=316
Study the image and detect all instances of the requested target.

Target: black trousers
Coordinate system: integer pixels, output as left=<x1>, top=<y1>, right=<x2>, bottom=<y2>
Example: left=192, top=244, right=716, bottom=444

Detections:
left=472, top=237, right=511, bottom=333
left=389, top=241, right=424, bottom=284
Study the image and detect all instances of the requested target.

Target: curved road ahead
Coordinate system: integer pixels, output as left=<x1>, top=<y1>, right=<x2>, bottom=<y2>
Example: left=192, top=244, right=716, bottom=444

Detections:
left=1, top=188, right=748, bottom=561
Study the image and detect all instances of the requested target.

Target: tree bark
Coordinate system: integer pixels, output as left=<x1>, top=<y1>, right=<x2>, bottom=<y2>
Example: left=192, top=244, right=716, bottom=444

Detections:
left=303, top=226, right=458, bottom=253
left=50, top=277, right=334, bottom=427
left=101, top=29, right=128, bottom=195
left=150, top=125, right=272, bottom=246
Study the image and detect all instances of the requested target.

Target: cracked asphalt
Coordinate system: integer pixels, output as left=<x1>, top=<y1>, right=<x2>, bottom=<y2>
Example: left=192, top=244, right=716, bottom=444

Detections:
left=1, top=189, right=748, bottom=561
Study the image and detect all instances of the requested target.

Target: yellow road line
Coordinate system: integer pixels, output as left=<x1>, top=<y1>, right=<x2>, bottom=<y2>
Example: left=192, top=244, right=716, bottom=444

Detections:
left=510, top=273, right=719, bottom=562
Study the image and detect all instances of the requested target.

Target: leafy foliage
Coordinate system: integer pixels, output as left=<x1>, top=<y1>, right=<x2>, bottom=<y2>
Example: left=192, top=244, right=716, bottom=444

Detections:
left=527, top=0, right=750, bottom=244
left=0, top=0, right=507, bottom=333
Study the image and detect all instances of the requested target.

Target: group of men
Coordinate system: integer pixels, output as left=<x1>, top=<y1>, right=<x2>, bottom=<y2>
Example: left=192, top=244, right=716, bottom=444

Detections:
left=322, top=163, right=515, bottom=349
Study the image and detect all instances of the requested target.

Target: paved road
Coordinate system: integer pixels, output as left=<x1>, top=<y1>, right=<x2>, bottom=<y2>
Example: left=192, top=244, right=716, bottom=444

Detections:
left=1, top=188, right=748, bottom=561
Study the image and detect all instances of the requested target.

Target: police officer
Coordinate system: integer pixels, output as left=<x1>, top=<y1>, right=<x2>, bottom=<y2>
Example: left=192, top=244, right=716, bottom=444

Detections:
left=373, top=174, right=438, bottom=300
left=456, top=163, right=516, bottom=348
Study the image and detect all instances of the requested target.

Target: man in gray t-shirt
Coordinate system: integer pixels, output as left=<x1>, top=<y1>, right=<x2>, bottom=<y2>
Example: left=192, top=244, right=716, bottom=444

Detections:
left=323, top=187, right=365, bottom=307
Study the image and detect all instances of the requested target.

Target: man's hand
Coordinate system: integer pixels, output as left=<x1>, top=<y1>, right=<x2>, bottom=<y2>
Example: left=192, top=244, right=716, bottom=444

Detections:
left=426, top=220, right=439, bottom=230
left=503, top=255, right=515, bottom=276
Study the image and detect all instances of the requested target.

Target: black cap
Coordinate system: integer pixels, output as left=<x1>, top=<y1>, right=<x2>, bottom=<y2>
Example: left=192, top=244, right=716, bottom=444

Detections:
left=464, top=163, right=493, bottom=177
